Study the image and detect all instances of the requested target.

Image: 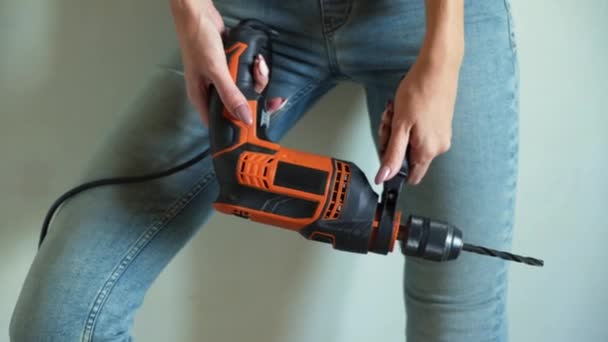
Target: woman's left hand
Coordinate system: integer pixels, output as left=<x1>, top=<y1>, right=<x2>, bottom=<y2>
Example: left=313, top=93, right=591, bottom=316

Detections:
left=375, top=53, right=462, bottom=185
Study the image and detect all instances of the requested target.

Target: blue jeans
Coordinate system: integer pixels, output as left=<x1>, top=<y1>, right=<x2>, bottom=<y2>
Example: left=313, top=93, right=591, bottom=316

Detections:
left=10, top=0, right=519, bottom=341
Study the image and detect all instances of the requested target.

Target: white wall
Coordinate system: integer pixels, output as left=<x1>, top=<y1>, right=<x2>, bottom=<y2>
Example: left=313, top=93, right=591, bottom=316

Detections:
left=1, top=1, right=606, bottom=341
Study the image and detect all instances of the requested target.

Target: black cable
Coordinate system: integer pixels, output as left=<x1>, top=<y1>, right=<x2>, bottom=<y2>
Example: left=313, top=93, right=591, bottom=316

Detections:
left=38, top=149, right=211, bottom=248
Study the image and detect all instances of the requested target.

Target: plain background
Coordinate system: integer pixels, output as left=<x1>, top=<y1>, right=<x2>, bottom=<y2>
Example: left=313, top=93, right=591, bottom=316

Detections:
left=1, top=1, right=607, bottom=341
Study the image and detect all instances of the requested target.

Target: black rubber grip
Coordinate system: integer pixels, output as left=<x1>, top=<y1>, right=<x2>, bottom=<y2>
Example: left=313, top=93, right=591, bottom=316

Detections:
left=208, top=19, right=276, bottom=155
left=226, top=20, right=274, bottom=101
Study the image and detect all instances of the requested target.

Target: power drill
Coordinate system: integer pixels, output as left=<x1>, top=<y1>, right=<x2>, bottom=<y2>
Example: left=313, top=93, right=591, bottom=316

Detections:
left=36, top=19, right=542, bottom=266
left=208, top=19, right=543, bottom=266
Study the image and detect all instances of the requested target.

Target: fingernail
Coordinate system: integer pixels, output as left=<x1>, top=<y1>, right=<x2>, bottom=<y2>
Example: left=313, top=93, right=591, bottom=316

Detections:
left=407, top=175, right=416, bottom=185
left=266, top=97, right=286, bottom=114
left=235, top=104, right=252, bottom=125
left=374, top=165, right=391, bottom=184
left=257, top=54, right=269, bottom=77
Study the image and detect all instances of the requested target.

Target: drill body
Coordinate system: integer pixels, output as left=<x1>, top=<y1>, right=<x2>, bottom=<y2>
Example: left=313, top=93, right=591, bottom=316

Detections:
left=208, top=20, right=401, bottom=255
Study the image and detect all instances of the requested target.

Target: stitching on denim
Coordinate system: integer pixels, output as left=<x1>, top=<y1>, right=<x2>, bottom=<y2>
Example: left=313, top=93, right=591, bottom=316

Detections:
left=319, top=0, right=329, bottom=33
left=326, top=36, right=340, bottom=76
left=494, top=1, right=520, bottom=328
left=503, top=0, right=519, bottom=61
left=318, top=1, right=342, bottom=76
left=492, top=114, right=518, bottom=340
left=81, top=169, right=215, bottom=342
left=489, top=268, right=509, bottom=338
left=321, top=0, right=353, bottom=34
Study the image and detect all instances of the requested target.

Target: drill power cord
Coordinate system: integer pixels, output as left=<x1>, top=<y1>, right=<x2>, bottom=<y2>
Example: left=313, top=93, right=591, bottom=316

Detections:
left=38, top=149, right=211, bottom=247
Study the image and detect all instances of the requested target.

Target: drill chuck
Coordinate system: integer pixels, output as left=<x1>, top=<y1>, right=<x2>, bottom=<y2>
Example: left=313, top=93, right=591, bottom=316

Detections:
left=399, top=215, right=544, bottom=266
left=400, top=216, right=463, bottom=262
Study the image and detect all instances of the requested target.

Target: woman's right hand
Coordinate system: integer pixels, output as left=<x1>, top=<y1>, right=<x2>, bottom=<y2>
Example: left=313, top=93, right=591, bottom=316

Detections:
left=170, top=0, right=257, bottom=125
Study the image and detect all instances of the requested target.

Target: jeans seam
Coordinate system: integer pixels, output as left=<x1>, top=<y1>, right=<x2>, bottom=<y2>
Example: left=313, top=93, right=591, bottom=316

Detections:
left=502, top=0, right=519, bottom=63
left=496, top=3, right=519, bottom=332
left=318, top=1, right=341, bottom=76
left=81, top=169, right=216, bottom=342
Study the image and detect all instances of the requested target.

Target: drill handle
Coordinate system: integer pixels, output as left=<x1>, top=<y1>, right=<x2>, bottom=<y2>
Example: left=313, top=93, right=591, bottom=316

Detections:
left=208, top=20, right=276, bottom=156
left=370, top=158, right=409, bottom=254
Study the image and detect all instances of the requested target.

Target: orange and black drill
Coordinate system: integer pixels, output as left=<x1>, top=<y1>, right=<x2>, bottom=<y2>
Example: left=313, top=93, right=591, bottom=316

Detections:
left=37, top=19, right=542, bottom=266
left=208, top=20, right=543, bottom=266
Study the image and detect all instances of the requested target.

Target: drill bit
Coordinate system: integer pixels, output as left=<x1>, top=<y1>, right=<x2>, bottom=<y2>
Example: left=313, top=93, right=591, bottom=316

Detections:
left=462, top=243, right=544, bottom=267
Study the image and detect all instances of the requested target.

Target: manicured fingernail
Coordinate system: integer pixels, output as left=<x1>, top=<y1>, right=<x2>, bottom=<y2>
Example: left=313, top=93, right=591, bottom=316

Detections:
left=266, top=97, right=286, bottom=114
left=407, top=168, right=422, bottom=185
left=374, top=165, right=391, bottom=184
left=235, top=104, right=252, bottom=125
left=257, top=54, right=269, bottom=77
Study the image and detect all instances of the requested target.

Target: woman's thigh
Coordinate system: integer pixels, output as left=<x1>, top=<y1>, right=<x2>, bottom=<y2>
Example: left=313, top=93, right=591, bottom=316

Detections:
left=353, top=0, right=519, bottom=341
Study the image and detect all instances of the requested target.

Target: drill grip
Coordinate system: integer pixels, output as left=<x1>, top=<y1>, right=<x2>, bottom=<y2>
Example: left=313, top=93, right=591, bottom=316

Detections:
left=208, top=20, right=275, bottom=156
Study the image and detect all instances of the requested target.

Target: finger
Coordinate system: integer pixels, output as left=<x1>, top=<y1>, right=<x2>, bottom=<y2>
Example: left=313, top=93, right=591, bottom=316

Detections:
left=407, top=127, right=437, bottom=185
left=378, top=120, right=390, bottom=155
left=253, top=54, right=269, bottom=94
left=198, top=82, right=210, bottom=126
left=209, top=5, right=225, bottom=33
left=375, top=120, right=410, bottom=184
left=252, top=54, right=287, bottom=114
left=377, top=100, right=394, bottom=155
left=266, top=97, right=287, bottom=113
left=407, top=161, right=431, bottom=185
left=210, top=64, right=253, bottom=124
left=378, top=103, right=392, bottom=138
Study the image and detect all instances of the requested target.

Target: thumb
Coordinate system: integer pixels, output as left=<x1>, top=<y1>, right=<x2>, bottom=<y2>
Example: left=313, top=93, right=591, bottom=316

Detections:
left=375, top=121, right=411, bottom=184
left=211, top=65, right=253, bottom=125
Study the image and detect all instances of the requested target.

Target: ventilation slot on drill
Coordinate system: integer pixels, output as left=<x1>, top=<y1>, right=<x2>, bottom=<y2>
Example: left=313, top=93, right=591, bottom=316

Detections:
left=324, top=161, right=351, bottom=220
left=238, top=152, right=274, bottom=190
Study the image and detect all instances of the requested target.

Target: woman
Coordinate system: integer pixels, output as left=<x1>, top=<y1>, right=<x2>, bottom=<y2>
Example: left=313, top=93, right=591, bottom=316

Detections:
left=11, top=0, right=519, bottom=341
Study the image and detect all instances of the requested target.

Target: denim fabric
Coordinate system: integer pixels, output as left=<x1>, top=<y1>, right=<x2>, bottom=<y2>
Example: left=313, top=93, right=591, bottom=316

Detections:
left=10, top=0, right=519, bottom=341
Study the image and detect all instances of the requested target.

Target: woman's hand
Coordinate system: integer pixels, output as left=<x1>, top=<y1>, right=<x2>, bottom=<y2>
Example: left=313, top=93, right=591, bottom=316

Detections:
left=170, top=0, right=281, bottom=125
left=375, top=49, right=462, bottom=185
left=375, top=0, right=464, bottom=185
